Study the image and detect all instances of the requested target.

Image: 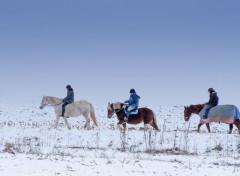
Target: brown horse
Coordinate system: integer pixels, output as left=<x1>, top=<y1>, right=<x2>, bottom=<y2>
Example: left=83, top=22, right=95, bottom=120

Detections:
left=184, top=104, right=240, bottom=134
left=107, top=102, right=160, bottom=131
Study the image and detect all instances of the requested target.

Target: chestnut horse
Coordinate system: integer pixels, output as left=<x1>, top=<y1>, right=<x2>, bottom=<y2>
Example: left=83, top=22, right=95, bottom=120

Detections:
left=107, top=102, right=160, bottom=131
left=184, top=104, right=240, bottom=134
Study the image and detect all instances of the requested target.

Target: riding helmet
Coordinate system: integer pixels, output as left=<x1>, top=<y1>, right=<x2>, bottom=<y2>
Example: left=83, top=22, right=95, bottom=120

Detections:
left=66, top=85, right=72, bottom=89
left=208, top=88, right=214, bottom=92
left=130, top=89, right=136, bottom=93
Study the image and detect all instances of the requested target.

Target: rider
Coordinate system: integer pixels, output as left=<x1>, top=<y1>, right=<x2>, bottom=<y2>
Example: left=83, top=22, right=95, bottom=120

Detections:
left=61, top=85, right=74, bottom=117
left=124, top=89, right=141, bottom=121
left=203, top=88, right=219, bottom=119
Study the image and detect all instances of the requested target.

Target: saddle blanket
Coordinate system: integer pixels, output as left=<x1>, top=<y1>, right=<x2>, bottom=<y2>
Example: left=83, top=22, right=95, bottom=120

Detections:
left=199, top=105, right=240, bottom=124
left=124, top=109, right=138, bottom=115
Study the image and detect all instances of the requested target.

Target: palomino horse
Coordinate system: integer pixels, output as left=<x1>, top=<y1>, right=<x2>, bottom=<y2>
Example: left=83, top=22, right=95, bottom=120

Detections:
left=39, top=96, right=98, bottom=130
left=184, top=104, right=240, bottom=134
left=107, top=102, right=160, bottom=131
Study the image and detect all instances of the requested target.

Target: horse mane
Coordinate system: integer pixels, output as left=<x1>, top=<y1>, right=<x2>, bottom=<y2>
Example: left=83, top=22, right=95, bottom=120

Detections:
left=112, top=102, right=125, bottom=110
left=45, top=96, right=62, bottom=104
left=189, top=104, right=204, bottom=112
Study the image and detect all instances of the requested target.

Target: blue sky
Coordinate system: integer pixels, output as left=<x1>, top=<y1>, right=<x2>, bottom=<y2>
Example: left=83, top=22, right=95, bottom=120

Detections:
left=0, top=0, right=240, bottom=106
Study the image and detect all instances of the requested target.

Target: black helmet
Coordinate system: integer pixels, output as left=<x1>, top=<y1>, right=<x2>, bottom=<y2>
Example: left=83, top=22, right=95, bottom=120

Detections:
left=66, top=85, right=72, bottom=89
left=129, top=89, right=136, bottom=93
left=208, top=88, right=214, bottom=92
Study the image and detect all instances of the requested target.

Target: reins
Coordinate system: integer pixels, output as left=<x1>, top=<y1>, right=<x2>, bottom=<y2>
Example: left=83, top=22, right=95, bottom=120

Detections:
left=115, top=107, right=124, bottom=113
left=115, top=103, right=128, bottom=113
left=47, top=102, right=63, bottom=107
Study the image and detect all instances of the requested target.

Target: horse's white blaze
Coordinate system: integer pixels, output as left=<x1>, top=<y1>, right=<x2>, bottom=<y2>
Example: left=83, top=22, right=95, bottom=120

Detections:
left=39, top=96, right=98, bottom=130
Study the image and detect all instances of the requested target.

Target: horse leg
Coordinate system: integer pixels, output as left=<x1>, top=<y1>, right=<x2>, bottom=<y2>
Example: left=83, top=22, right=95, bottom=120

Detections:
left=234, top=119, right=240, bottom=134
left=197, top=123, right=203, bottom=133
left=228, top=124, right=233, bottom=134
left=144, top=124, right=149, bottom=131
left=206, top=123, right=211, bottom=133
left=83, top=114, right=90, bottom=130
left=63, top=117, right=71, bottom=130
left=122, top=122, right=126, bottom=131
left=117, top=123, right=122, bottom=130
left=54, top=116, right=61, bottom=129
left=232, top=119, right=240, bottom=134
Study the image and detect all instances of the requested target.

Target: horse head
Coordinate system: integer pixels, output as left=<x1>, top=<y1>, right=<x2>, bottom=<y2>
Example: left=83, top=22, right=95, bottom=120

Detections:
left=184, top=104, right=204, bottom=121
left=184, top=106, right=192, bottom=121
left=107, top=103, right=114, bottom=118
left=39, top=96, right=49, bottom=109
left=107, top=102, right=123, bottom=118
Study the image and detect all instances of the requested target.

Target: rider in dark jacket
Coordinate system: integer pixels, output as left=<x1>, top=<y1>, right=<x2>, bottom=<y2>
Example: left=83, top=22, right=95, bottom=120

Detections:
left=124, top=89, right=141, bottom=121
left=203, top=88, right=219, bottom=118
left=61, top=85, right=74, bottom=117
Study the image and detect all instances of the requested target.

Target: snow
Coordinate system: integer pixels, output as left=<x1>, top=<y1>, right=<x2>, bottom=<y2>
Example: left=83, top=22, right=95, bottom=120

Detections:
left=0, top=101, right=240, bottom=176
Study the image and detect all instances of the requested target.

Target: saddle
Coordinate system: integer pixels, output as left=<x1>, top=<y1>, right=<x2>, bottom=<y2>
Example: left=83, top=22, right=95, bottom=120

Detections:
left=124, top=108, right=138, bottom=115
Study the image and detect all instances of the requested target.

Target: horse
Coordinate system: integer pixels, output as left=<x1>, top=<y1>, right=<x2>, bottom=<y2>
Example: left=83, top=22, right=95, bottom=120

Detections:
left=107, top=102, right=160, bottom=131
left=39, top=96, right=98, bottom=130
left=184, top=104, right=240, bottom=134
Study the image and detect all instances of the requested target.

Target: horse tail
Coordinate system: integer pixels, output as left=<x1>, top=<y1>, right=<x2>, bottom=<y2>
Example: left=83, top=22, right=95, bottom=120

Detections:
left=90, top=103, right=98, bottom=127
left=152, top=112, right=160, bottom=131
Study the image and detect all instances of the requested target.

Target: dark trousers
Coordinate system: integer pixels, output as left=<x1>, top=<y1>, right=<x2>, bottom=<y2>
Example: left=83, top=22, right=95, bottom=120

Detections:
left=62, top=102, right=69, bottom=116
left=203, top=104, right=215, bottom=118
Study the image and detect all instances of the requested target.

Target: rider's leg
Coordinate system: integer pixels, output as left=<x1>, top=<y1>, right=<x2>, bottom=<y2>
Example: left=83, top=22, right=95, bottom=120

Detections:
left=203, top=105, right=213, bottom=119
left=125, top=106, right=135, bottom=121
left=61, top=102, right=69, bottom=117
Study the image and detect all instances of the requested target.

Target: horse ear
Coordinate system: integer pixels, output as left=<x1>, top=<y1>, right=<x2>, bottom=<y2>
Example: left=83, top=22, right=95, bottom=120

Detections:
left=108, top=102, right=112, bottom=110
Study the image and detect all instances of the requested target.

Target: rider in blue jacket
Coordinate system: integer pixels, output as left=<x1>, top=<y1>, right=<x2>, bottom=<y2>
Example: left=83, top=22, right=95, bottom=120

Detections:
left=124, top=89, right=141, bottom=121
left=61, top=85, right=74, bottom=117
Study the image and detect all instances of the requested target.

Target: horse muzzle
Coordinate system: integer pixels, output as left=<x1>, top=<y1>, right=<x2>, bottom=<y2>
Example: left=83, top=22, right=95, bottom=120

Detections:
left=107, top=113, right=114, bottom=118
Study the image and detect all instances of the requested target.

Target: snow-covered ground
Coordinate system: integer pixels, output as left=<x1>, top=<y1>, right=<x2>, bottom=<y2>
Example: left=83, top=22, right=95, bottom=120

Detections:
left=0, top=101, right=240, bottom=176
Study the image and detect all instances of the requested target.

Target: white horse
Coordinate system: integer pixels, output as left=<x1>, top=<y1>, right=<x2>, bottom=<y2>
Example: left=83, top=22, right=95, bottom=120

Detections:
left=39, top=96, right=98, bottom=130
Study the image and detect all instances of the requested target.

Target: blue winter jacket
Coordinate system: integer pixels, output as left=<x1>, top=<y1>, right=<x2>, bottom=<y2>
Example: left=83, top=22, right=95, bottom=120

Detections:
left=125, top=93, right=141, bottom=109
left=63, top=89, right=74, bottom=103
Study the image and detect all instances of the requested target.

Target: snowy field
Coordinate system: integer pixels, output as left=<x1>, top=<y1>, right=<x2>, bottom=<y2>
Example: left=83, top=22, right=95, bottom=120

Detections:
left=0, top=101, right=240, bottom=176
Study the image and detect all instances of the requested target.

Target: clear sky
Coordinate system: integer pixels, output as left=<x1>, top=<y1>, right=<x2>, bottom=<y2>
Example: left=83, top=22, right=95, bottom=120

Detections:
left=0, top=0, right=240, bottom=106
